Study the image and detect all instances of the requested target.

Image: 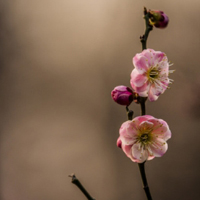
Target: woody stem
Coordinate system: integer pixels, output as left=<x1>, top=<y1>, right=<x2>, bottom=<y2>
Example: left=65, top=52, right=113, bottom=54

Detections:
left=138, top=7, right=153, bottom=200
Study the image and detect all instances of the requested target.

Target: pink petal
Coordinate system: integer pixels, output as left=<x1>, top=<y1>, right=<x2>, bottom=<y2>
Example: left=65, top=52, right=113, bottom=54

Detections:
left=147, top=155, right=155, bottom=161
left=141, top=49, right=155, bottom=57
left=141, top=49, right=155, bottom=66
left=154, top=128, right=171, bottom=141
left=153, top=51, right=166, bottom=65
left=160, top=79, right=169, bottom=90
left=149, top=138, right=168, bottom=157
left=130, top=70, right=147, bottom=87
left=116, top=137, right=122, bottom=148
left=158, top=61, right=169, bottom=75
left=148, top=86, right=159, bottom=102
left=150, top=83, right=164, bottom=96
left=134, top=115, right=155, bottom=125
left=148, top=118, right=171, bottom=141
left=139, top=121, right=154, bottom=130
left=133, top=54, right=149, bottom=74
left=119, top=141, right=139, bottom=162
left=136, top=90, right=148, bottom=97
left=119, top=121, right=137, bottom=145
left=134, top=82, right=149, bottom=96
left=121, top=143, right=132, bottom=158
left=122, top=144, right=140, bottom=163
left=131, top=143, right=148, bottom=163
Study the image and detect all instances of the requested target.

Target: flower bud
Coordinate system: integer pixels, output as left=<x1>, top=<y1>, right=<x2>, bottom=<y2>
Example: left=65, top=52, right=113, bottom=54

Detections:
left=111, top=85, right=134, bottom=106
left=149, top=10, right=169, bottom=29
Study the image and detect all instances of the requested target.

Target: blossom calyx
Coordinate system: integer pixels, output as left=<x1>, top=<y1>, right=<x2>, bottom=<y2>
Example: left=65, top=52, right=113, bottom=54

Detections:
left=117, top=115, right=171, bottom=163
left=111, top=85, right=136, bottom=106
left=149, top=10, right=169, bottom=29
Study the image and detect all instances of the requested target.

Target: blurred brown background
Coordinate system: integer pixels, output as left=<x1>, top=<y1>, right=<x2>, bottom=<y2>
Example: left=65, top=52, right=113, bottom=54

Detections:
left=0, top=0, right=200, bottom=200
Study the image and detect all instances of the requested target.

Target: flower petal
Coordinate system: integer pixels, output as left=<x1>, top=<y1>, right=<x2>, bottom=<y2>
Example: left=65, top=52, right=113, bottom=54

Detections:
left=141, top=49, right=155, bottom=66
left=147, top=155, right=155, bottom=161
left=148, top=118, right=171, bottom=141
left=133, top=54, right=149, bottom=74
left=148, top=86, right=159, bottom=101
left=119, top=141, right=139, bottom=162
left=133, top=82, right=150, bottom=97
left=150, top=83, right=164, bottom=96
left=132, top=115, right=154, bottom=127
left=119, top=121, right=137, bottom=145
left=153, top=51, right=166, bottom=65
left=149, top=138, right=168, bottom=157
left=139, top=121, right=154, bottom=130
left=158, top=61, right=169, bottom=75
left=121, top=143, right=132, bottom=158
left=116, top=137, right=122, bottom=148
left=130, top=70, right=148, bottom=87
left=132, top=143, right=148, bottom=163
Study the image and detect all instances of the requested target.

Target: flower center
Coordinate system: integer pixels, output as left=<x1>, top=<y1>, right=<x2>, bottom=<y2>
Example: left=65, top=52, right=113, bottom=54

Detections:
left=149, top=68, right=159, bottom=79
left=137, top=131, right=152, bottom=145
left=140, top=133, right=149, bottom=142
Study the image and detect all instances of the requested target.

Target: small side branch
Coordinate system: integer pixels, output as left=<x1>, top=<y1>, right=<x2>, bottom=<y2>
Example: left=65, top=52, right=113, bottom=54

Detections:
left=126, top=106, right=134, bottom=120
left=69, top=174, right=96, bottom=200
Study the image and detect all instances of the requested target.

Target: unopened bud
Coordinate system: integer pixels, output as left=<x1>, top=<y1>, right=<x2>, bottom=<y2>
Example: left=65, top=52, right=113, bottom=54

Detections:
left=111, top=85, right=134, bottom=106
left=149, top=10, right=169, bottom=29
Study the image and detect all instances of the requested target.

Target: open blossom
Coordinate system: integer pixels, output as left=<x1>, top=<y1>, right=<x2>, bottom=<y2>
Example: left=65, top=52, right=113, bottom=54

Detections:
left=130, top=49, right=174, bottom=101
left=117, top=115, right=171, bottom=163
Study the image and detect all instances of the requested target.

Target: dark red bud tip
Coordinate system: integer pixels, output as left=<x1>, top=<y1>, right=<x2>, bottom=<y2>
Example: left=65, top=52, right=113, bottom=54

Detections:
left=111, top=85, right=134, bottom=106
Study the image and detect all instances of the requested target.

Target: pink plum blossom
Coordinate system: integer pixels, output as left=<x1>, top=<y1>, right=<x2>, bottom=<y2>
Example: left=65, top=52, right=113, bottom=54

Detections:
left=117, top=115, right=171, bottom=163
left=130, top=49, right=174, bottom=101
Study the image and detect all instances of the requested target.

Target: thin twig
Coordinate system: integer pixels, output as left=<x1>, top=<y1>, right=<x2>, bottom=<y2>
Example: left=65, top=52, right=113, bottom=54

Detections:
left=69, top=174, right=96, bottom=200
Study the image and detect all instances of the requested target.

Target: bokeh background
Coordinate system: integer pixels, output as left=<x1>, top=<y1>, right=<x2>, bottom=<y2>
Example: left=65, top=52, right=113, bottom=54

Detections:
left=0, top=0, right=200, bottom=200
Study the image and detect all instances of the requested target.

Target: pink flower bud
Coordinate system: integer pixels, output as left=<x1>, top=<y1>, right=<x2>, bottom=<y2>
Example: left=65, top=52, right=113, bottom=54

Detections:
left=111, top=85, right=134, bottom=106
left=149, top=10, right=169, bottom=29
